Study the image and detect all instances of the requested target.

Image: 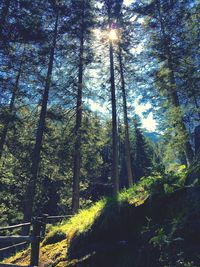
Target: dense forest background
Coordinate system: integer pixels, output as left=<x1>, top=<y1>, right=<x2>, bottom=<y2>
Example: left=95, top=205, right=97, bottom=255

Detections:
left=0, top=0, right=199, bottom=230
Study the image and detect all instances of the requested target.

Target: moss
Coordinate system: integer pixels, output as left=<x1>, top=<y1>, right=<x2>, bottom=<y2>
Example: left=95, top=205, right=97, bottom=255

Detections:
left=40, top=240, right=68, bottom=266
left=3, top=247, right=31, bottom=265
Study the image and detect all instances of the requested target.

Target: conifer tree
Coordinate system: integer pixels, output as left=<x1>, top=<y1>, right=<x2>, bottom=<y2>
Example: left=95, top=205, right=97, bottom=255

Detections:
left=132, top=0, right=195, bottom=166
left=0, top=0, right=10, bottom=37
left=0, top=47, right=26, bottom=160
left=118, top=45, right=134, bottom=186
left=67, top=0, right=95, bottom=212
left=132, top=117, right=153, bottom=180
left=103, top=0, right=125, bottom=194
left=23, top=1, right=60, bottom=229
left=116, top=3, right=136, bottom=186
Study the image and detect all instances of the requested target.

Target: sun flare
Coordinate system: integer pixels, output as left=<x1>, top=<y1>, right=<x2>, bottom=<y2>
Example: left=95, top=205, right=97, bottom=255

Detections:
left=108, top=29, right=118, bottom=41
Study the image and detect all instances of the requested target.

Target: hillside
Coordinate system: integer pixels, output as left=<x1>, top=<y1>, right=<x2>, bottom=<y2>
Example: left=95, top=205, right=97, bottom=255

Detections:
left=4, top=169, right=200, bottom=267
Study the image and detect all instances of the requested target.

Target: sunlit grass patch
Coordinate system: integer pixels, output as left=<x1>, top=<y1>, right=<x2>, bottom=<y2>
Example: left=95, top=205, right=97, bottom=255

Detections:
left=43, top=199, right=106, bottom=246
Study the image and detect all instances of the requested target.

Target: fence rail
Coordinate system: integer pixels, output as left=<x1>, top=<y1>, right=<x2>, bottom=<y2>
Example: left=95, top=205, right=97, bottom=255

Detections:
left=0, top=264, right=30, bottom=267
left=0, top=223, right=31, bottom=232
left=0, top=236, right=32, bottom=243
left=0, top=242, right=28, bottom=253
left=0, top=215, right=71, bottom=267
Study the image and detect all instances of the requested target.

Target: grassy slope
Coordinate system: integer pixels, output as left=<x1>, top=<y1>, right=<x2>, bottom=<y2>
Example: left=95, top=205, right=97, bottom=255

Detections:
left=4, top=168, right=199, bottom=267
left=3, top=177, right=150, bottom=266
left=3, top=200, right=106, bottom=266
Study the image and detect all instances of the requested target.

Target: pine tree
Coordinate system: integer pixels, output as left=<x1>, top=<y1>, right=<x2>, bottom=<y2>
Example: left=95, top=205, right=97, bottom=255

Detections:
left=68, top=0, right=95, bottom=213
left=0, top=0, right=10, bottom=37
left=118, top=45, right=134, bottom=186
left=0, top=50, right=25, bottom=160
left=116, top=3, right=136, bottom=186
left=22, top=1, right=60, bottom=230
left=132, top=117, right=153, bottom=180
left=0, top=0, right=45, bottom=160
left=103, top=0, right=125, bottom=194
left=132, top=0, right=195, bottom=166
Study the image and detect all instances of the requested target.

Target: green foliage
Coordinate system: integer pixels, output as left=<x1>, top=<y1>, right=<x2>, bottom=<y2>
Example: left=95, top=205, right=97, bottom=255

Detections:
left=149, top=228, right=169, bottom=248
left=130, top=117, right=156, bottom=180
left=134, top=167, right=186, bottom=197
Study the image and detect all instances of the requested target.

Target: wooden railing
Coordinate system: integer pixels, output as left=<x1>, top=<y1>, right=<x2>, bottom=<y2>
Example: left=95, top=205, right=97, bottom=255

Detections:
left=0, top=215, right=71, bottom=267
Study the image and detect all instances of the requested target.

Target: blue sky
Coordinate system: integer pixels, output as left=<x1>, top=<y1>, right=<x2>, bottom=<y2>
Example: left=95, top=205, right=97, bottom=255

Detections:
left=87, top=99, right=157, bottom=132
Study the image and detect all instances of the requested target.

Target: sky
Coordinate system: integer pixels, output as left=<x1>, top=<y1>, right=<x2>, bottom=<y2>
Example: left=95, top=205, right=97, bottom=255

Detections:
left=122, top=0, right=157, bottom=131
left=134, top=103, right=157, bottom=132
left=87, top=99, right=157, bottom=132
left=124, top=0, right=134, bottom=5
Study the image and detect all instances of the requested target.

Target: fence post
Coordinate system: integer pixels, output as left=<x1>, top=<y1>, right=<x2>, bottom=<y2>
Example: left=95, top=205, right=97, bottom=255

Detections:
left=30, top=219, right=41, bottom=267
left=41, top=214, right=48, bottom=238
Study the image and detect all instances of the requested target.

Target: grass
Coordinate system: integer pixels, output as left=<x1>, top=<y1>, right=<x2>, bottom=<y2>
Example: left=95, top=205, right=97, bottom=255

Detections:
left=43, top=199, right=106, bottom=246
left=3, top=199, right=107, bottom=266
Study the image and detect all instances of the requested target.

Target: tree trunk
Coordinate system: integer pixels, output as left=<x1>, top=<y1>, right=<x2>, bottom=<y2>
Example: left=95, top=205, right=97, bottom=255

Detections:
left=0, top=0, right=10, bottom=36
left=108, top=18, right=119, bottom=195
left=0, top=57, right=23, bottom=160
left=156, top=0, right=194, bottom=166
left=118, top=45, right=134, bottom=186
left=22, top=11, right=59, bottom=233
left=194, top=125, right=200, bottom=155
left=192, top=89, right=200, bottom=120
left=72, top=3, right=85, bottom=213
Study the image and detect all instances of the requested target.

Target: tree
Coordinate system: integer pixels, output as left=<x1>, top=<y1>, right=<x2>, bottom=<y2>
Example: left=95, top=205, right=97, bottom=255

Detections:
left=69, top=0, right=95, bottom=213
left=0, top=0, right=46, bottom=160
left=0, top=0, right=10, bottom=36
left=117, top=10, right=135, bottom=186
left=22, top=2, right=60, bottom=229
left=132, top=0, right=195, bottom=166
left=131, top=117, right=153, bottom=180
left=0, top=50, right=24, bottom=160
left=103, top=0, right=124, bottom=194
left=155, top=0, right=194, bottom=165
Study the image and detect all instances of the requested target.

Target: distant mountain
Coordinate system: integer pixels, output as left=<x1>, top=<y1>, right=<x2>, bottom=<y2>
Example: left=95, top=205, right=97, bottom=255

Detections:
left=144, top=131, right=162, bottom=143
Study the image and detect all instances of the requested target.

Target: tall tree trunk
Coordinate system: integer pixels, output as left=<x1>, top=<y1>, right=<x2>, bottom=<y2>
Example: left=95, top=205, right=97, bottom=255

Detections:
left=167, top=64, right=194, bottom=166
left=108, top=18, right=119, bottom=195
left=0, top=0, right=11, bottom=104
left=118, top=45, right=134, bottom=186
left=192, top=89, right=200, bottom=120
left=194, top=125, right=200, bottom=155
left=22, top=11, right=59, bottom=233
left=72, top=4, right=85, bottom=213
left=0, top=57, right=23, bottom=160
left=0, top=0, right=10, bottom=36
left=156, top=0, right=194, bottom=166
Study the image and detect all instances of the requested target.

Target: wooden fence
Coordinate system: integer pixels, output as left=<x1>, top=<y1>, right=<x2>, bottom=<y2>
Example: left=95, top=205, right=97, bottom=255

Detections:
left=0, top=215, right=71, bottom=267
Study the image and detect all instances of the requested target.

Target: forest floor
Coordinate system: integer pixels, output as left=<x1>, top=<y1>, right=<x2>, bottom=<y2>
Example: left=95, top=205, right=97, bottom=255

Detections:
left=3, top=168, right=200, bottom=267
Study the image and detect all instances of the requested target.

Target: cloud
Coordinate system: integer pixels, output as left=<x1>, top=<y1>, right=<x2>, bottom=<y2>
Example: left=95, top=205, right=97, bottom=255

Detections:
left=88, top=99, right=157, bottom=132
left=87, top=99, right=108, bottom=114
left=141, top=113, right=157, bottom=132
